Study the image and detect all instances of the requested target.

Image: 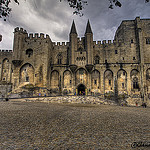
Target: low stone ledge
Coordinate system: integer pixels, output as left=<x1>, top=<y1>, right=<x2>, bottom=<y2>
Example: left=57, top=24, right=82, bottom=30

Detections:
left=11, top=96, right=117, bottom=106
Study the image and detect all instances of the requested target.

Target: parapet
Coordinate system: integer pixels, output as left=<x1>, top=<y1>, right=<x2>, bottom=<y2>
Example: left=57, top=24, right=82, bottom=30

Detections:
left=0, top=49, right=13, bottom=53
left=53, top=42, right=69, bottom=47
left=14, top=27, right=51, bottom=41
left=93, top=40, right=114, bottom=46
left=27, top=33, right=50, bottom=40
left=14, top=27, right=27, bottom=34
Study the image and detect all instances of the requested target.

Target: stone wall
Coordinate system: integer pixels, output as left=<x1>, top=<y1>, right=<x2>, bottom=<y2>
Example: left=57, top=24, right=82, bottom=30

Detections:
left=0, top=17, right=150, bottom=105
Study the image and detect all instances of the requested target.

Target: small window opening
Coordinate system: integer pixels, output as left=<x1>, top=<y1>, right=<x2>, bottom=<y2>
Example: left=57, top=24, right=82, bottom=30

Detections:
left=146, top=38, right=150, bottom=44
left=109, top=80, right=111, bottom=86
left=26, top=49, right=33, bottom=58
left=58, top=59, right=62, bottom=64
left=133, top=57, right=136, bottom=60
left=26, top=76, right=29, bottom=82
left=57, top=53, right=62, bottom=64
left=115, top=50, right=118, bottom=54
left=133, top=77, right=139, bottom=89
left=122, top=83, right=124, bottom=88
left=133, top=82, right=139, bottom=89
left=94, top=80, right=97, bottom=85
left=131, top=39, right=133, bottom=43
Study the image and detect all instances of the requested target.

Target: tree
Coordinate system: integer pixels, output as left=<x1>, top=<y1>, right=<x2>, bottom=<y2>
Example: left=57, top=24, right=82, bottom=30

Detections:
left=0, top=0, right=19, bottom=21
left=0, top=0, right=150, bottom=21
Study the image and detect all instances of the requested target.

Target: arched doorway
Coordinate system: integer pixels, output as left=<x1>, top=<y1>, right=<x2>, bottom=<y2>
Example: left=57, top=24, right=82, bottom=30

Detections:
left=78, top=84, right=86, bottom=95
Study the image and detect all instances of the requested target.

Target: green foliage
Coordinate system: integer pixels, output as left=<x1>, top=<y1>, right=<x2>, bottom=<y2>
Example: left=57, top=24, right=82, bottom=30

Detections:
left=60, top=0, right=88, bottom=16
left=0, top=0, right=150, bottom=21
left=0, top=0, right=19, bottom=21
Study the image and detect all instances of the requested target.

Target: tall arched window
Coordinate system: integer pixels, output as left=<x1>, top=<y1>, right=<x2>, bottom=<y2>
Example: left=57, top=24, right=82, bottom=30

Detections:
left=63, top=70, right=72, bottom=88
left=91, top=70, right=100, bottom=89
left=133, top=77, right=139, bottom=89
left=75, top=68, right=87, bottom=86
left=146, top=68, right=150, bottom=93
left=50, top=70, right=59, bottom=88
left=2, top=58, right=10, bottom=82
left=104, top=69, right=113, bottom=92
left=20, top=63, right=34, bottom=83
left=117, top=69, right=127, bottom=94
left=130, top=69, right=140, bottom=90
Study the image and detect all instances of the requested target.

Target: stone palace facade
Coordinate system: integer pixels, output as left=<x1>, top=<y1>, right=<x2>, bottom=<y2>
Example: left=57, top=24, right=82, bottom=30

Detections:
left=0, top=17, right=150, bottom=102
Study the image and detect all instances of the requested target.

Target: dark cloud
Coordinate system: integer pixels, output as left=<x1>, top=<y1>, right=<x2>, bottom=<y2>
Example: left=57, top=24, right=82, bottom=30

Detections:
left=0, top=0, right=150, bottom=49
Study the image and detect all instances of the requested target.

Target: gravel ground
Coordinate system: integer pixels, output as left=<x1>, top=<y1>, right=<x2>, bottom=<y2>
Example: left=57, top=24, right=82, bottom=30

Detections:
left=0, top=101, right=150, bottom=150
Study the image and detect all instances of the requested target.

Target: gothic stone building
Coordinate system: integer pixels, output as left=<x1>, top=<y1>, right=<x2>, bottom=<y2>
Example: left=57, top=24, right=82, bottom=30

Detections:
left=0, top=17, right=150, bottom=103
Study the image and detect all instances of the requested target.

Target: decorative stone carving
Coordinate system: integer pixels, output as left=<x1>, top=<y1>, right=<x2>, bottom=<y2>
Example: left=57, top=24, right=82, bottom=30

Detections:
left=85, top=64, right=93, bottom=72
left=69, top=64, right=77, bottom=73
left=12, top=60, right=23, bottom=67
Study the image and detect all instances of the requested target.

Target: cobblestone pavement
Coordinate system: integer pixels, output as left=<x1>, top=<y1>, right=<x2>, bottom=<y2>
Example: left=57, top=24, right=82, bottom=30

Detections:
left=0, top=101, right=150, bottom=150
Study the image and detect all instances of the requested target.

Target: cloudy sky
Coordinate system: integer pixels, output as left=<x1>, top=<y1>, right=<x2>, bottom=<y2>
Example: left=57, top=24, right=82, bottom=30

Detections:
left=0, top=0, right=150, bottom=50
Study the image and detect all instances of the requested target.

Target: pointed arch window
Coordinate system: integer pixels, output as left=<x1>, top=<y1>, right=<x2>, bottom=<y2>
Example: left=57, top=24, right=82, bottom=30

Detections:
left=57, top=53, right=62, bottom=64
left=133, top=77, right=139, bottom=89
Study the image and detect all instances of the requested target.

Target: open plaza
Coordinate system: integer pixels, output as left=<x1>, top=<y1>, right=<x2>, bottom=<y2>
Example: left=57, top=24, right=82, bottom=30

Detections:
left=0, top=99, right=150, bottom=149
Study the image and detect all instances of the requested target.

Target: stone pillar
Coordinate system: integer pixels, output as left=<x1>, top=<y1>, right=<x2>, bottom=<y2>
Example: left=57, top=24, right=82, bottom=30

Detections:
left=12, top=67, right=20, bottom=91
left=0, top=63, right=2, bottom=81
left=100, top=69, right=105, bottom=95
left=72, top=72, right=76, bottom=94
left=7, top=64, right=11, bottom=83
left=113, top=71, right=117, bottom=92
left=127, top=70, right=131, bottom=95
left=87, top=72, right=91, bottom=95
left=135, top=17, right=145, bottom=101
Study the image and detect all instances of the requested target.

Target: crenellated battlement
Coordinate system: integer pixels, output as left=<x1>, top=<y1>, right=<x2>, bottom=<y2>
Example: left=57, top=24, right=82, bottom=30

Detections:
left=93, top=40, right=117, bottom=46
left=14, top=27, right=27, bottom=34
left=0, top=49, right=13, bottom=53
left=53, top=42, right=69, bottom=47
left=14, top=27, right=50, bottom=40
left=27, top=33, right=50, bottom=40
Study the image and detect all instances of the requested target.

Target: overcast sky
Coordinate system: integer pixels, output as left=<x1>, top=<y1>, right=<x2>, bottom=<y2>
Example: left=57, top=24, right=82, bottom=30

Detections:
left=0, top=0, right=150, bottom=50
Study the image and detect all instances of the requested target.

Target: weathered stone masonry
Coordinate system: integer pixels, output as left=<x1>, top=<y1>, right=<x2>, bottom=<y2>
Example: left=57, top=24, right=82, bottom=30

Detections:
left=0, top=17, right=150, bottom=104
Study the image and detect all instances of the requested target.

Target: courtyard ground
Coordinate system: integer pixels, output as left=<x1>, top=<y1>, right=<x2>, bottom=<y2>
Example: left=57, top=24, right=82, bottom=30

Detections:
left=0, top=100, right=150, bottom=150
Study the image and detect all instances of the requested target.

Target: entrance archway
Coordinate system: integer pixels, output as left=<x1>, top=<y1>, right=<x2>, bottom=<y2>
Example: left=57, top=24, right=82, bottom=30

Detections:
left=78, top=84, right=85, bottom=95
